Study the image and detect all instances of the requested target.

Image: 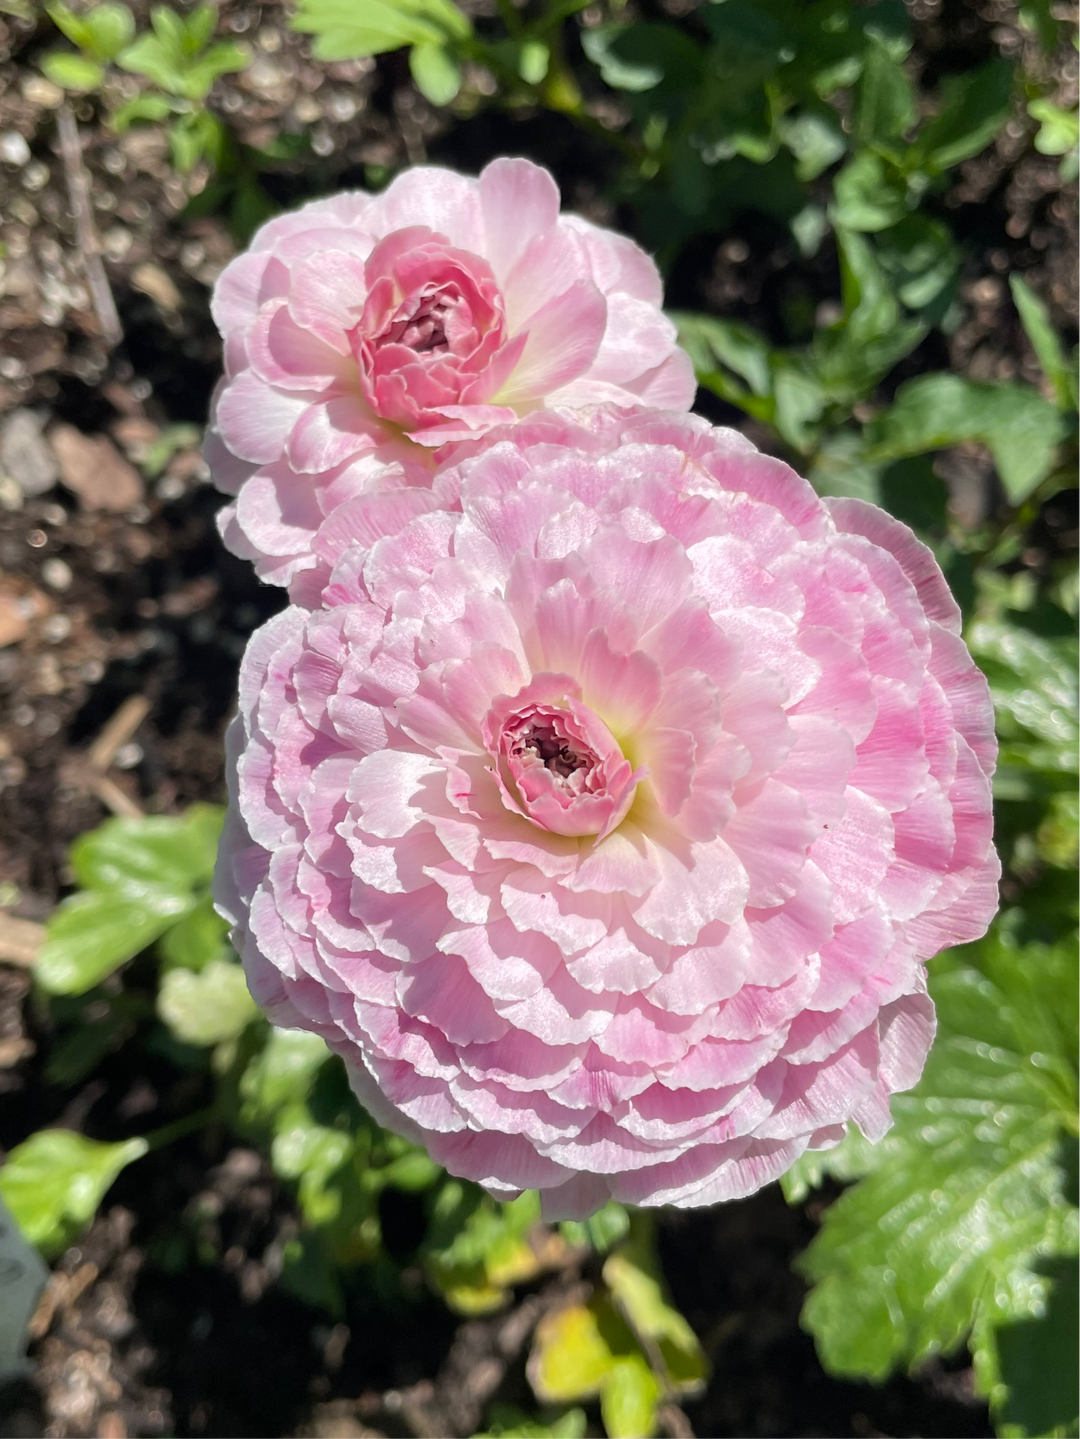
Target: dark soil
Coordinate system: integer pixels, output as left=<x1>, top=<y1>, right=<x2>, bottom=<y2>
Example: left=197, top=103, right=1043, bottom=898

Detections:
left=0, top=0, right=1074, bottom=1434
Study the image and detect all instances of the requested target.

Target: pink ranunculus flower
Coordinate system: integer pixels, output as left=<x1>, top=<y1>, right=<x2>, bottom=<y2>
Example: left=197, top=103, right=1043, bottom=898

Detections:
left=205, top=159, right=695, bottom=590
left=214, top=406, right=999, bottom=1217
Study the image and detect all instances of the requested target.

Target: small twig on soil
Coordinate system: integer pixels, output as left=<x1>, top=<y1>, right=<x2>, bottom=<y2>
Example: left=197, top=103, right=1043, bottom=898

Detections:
left=28, top=1262, right=100, bottom=1340
left=0, top=911, right=45, bottom=967
left=87, top=694, right=151, bottom=772
left=56, top=102, right=123, bottom=351
left=69, top=693, right=152, bottom=818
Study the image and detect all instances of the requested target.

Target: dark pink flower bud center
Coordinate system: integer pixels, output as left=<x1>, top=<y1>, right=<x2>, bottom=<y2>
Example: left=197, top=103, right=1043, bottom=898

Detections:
left=379, top=287, right=455, bottom=354
left=485, top=682, right=644, bottom=840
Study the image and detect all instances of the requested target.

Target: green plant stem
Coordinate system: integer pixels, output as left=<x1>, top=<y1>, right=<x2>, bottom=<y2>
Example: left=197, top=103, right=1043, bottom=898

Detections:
left=494, top=0, right=523, bottom=37
left=143, top=1104, right=218, bottom=1152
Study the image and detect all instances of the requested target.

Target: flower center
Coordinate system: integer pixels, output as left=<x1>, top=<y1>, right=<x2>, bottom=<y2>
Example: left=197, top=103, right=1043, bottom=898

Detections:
left=485, top=687, right=645, bottom=840
left=515, top=721, right=590, bottom=784
left=381, top=289, right=453, bottom=354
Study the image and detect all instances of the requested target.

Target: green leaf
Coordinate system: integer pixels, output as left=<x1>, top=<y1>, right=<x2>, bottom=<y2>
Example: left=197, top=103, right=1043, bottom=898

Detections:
left=36, top=890, right=189, bottom=995
left=157, top=896, right=230, bottom=972
left=183, top=2, right=218, bottom=53
left=70, top=805, right=222, bottom=898
left=528, top=1303, right=617, bottom=1402
left=157, top=958, right=259, bottom=1046
left=116, top=32, right=187, bottom=89
left=854, top=35, right=914, bottom=145
left=874, top=214, right=959, bottom=314
left=239, top=1028, right=330, bottom=1128
left=780, top=1124, right=879, bottom=1205
left=110, top=92, right=176, bottom=130
left=0, top=1131, right=148, bottom=1257
left=771, top=360, right=825, bottom=452
left=603, top=1243, right=708, bottom=1394
left=40, top=50, right=105, bottom=90
left=291, top=0, right=470, bottom=60
left=599, top=1355, right=660, bottom=1439
left=409, top=42, right=461, bottom=106
left=560, top=1200, right=630, bottom=1255
left=177, top=41, right=249, bottom=100
left=798, top=935, right=1079, bottom=1388
left=472, top=1405, right=588, bottom=1439
left=673, top=312, right=772, bottom=399
left=916, top=58, right=1013, bottom=172
left=1010, top=274, right=1076, bottom=411
left=808, top=432, right=882, bottom=503
left=831, top=150, right=907, bottom=232
left=46, top=1, right=93, bottom=49
left=82, top=2, right=135, bottom=59
left=991, top=1256, right=1079, bottom=1437
left=869, top=373, right=1066, bottom=503
left=781, top=110, right=846, bottom=182
left=1028, top=99, right=1079, bottom=157
left=149, top=3, right=187, bottom=59
left=967, top=621, right=1079, bottom=764
left=581, top=25, right=666, bottom=93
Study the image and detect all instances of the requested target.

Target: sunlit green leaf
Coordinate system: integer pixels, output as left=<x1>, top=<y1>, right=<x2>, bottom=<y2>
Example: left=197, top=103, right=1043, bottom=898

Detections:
left=409, top=41, right=461, bottom=105
left=158, top=896, right=231, bottom=972
left=798, top=934, right=1079, bottom=1389
left=1009, top=274, right=1076, bottom=412
left=853, top=35, right=914, bottom=145
left=600, top=1354, right=660, bottom=1439
left=40, top=50, right=104, bottom=90
left=82, top=2, right=135, bottom=59
left=157, top=958, right=259, bottom=1046
left=831, top=150, right=907, bottom=231
left=291, top=0, right=470, bottom=60
left=1028, top=99, right=1079, bottom=157
left=869, top=373, right=1065, bottom=503
left=37, top=890, right=189, bottom=995
left=0, top=1131, right=148, bottom=1257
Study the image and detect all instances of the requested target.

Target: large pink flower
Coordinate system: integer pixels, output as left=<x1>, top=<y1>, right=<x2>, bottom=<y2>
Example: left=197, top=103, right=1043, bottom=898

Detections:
left=215, top=406, right=999, bottom=1216
left=206, top=160, right=694, bottom=590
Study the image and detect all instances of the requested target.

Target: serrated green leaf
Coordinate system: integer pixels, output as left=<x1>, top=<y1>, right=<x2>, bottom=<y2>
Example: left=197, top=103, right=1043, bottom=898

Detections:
left=968, top=621, right=1078, bottom=762
left=409, top=42, right=460, bottom=106
left=40, top=50, right=105, bottom=91
left=37, top=890, right=190, bottom=995
left=780, top=1124, right=880, bottom=1205
left=798, top=941, right=1079, bottom=1387
left=157, top=958, right=259, bottom=1046
left=869, top=373, right=1065, bottom=503
left=599, top=1354, right=660, bottom=1439
left=673, top=312, right=772, bottom=399
left=0, top=1131, right=148, bottom=1257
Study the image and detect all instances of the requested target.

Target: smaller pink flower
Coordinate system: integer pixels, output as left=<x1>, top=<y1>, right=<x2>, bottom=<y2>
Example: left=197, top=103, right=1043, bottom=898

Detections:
left=206, top=159, right=695, bottom=589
